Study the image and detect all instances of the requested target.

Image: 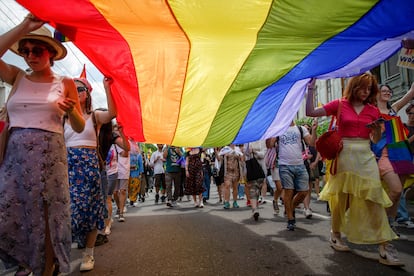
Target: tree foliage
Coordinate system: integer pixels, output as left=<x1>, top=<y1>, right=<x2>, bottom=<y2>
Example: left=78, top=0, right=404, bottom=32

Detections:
left=295, top=117, right=330, bottom=137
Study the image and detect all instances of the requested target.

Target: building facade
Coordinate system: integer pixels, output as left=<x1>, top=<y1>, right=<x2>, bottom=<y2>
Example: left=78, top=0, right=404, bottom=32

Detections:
left=298, top=49, right=414, bottom=123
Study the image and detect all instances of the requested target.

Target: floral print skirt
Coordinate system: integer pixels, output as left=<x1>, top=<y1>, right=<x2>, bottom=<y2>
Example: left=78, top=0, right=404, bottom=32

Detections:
left=0, top=128, right=71, bottom=275
left=67, top=147, right=105, bottom=246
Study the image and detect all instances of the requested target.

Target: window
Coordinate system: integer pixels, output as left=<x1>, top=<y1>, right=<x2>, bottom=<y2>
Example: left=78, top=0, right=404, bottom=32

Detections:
left=385, top=53, right=400, bottom=78
left=326, top=79, right=333, bottom=102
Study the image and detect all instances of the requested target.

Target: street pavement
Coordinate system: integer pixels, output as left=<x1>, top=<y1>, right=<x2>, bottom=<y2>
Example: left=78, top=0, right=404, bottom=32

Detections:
left=1, top=187, right=414, bottom=276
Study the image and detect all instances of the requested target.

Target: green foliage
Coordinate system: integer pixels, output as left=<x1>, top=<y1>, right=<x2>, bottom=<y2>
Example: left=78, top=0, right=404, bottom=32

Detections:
left=296, top=117, right=330, bottom=137
left=316, top=120, right=330, bottom=136
left=140, top=143, right=157, bottom=154
left=295, top=118, right=313, bottom=128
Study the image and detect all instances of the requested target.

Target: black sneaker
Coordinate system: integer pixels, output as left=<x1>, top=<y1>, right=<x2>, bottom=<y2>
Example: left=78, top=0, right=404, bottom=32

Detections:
left=391, top=225, right=408, bottom=240
left=253, top=212, right=259, bottom=221
left=287, top=219, right=296, bottom=231
left=155, top=194, right=159, bottom=203
left=77, top=240, right=86, bottom=249
left=161, top=195, right=166, bottom=203
left=95, top=234, right=109, bottom=247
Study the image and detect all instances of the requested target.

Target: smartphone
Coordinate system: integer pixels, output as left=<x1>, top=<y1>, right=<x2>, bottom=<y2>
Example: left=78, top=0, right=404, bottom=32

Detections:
left=366, top=118, right=385, bottom=128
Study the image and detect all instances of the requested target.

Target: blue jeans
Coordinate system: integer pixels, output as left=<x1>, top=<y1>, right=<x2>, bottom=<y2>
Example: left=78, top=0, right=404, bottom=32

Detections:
left=202, top=173, right=211, bottom=200
left=238, top=184, right=245, bottom=198
left=396, top=192, right=410, bottom=223
left=279, top=164, right=309, bottom=192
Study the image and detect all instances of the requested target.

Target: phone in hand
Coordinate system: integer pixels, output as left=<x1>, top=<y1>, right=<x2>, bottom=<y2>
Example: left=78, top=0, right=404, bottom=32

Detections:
left=366, top=118, right=385, bottom=128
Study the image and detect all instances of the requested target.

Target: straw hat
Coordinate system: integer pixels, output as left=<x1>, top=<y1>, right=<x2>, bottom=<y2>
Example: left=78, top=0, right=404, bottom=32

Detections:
left=10, top=26, right=67, bottom=60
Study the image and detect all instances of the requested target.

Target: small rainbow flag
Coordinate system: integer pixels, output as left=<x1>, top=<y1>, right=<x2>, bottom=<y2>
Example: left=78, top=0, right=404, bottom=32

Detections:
left=384, top=116, right=408, bottom=144
left=53, top=29, right=69, bottom=42
left=384, top=116, right=414, bottom=174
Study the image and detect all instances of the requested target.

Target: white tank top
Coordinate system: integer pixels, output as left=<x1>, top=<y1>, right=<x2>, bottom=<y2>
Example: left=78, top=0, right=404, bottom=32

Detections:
left=7, top=75, right=66, bottom=133
left=64, top=115, right=97, bottom=147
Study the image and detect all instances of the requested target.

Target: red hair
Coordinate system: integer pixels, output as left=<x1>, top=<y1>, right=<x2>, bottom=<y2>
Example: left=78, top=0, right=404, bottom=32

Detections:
left=343, top=73, right=379, bottom=105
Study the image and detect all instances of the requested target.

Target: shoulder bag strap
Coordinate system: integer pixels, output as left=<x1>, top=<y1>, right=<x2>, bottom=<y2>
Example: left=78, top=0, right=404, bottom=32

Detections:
left=335, top=99, right=343, bottom=129
left=297, top=125, right=305, bottom=152
left=330, top=99, right=343, bottom=175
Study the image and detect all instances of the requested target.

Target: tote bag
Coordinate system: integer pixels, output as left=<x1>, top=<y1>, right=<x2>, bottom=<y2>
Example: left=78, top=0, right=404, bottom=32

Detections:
left=0, top=71, right=24, bottom=164
left=245, top=154, right=265, bottom=181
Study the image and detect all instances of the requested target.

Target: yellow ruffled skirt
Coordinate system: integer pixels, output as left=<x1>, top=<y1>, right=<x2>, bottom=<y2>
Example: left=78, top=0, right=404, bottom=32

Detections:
left=320, top=138, right=397, bottom=244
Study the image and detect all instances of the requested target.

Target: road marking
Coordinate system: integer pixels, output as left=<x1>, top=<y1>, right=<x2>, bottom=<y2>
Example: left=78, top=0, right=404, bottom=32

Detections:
left=311, top=212, right=331, bottom=220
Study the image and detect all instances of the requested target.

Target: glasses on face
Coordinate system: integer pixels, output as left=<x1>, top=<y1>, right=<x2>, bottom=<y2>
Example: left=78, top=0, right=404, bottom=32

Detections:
left=381, top=89, right=392, bottom=94
left=407, top=112, right=414, bottom=115
left=77, top=86, right=88, bottom=93
left=17, top=46, right=46, bottom=58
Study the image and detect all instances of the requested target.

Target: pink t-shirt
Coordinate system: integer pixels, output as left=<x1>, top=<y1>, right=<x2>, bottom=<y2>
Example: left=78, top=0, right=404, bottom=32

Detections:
left=323, top=99, right=380, bottom=139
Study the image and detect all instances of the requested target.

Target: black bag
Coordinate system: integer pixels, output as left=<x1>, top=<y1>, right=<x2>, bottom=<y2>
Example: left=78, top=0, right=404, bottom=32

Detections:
left=212, top=167, right=219, bottom=177
left=245, top=155, right=265, bottom=181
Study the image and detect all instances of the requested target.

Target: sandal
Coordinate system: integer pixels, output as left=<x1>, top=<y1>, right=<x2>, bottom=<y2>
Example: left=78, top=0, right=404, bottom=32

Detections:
left=15, top=266, right=33, bottom=276
left=53, top=261, right=60, bottom=276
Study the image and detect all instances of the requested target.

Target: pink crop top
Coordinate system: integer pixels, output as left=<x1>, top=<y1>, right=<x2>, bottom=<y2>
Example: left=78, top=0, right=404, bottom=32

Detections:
left=7, top=75, right=66, bottom=134
left=323, top=99, right=380, bottom=139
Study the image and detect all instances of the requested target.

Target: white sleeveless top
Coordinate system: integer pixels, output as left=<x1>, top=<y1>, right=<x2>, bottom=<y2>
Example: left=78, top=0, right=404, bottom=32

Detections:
left=7, top=75, right=66, bottom=134
left=64, top=115, right=97, bottom=147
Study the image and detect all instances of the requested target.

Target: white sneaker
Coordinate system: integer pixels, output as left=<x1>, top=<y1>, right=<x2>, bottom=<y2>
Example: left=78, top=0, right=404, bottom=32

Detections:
left=397, top=220, right=414, bottom=229
left=329, top=231, right=350, bottom=252
left=304, top=208, right=312, bottom=219
left=118, top=214, right=125, bottom=222
left=379, top=243, right=404, bottom=266
left=199, top=202, right=204, bottom=208
left=80, top=254, right=95, bottom=271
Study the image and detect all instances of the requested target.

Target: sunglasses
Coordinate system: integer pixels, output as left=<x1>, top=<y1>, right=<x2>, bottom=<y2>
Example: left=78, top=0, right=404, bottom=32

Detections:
left=77, top=87, right=88, bottom=93
left=407, top=112, right=414, bottom=115
left=17, top=46, right=47, bottom=58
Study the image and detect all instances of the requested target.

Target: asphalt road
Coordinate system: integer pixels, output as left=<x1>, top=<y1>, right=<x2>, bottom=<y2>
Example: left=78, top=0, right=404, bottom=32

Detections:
left=1, top=187, right=414, bottom=276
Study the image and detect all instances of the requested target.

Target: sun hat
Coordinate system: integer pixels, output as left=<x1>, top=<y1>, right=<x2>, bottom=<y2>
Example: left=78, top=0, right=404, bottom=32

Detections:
left=74, top=78, right=93, bottom=93
left=10, top=26, right=67, bottom=60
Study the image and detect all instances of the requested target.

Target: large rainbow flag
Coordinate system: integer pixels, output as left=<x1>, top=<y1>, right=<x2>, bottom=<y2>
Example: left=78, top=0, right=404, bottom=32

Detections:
left=16, top=0, right=414, bottom=146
